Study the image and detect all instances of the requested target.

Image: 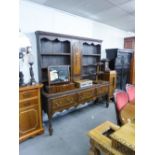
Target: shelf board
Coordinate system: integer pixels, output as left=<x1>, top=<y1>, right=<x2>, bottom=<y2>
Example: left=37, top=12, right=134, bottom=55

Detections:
left=41, top=65, right=71, bottom=69
left=82, top=71, right=104, bottom=77
left=82, top=64, right=97, bottom=67
left=82, top=54, right=101, bottom=56
left=97, top=71, right=104, bottom=75
left=40, top=52, right=70, bottom=56
left=82, top=73, right=97, bottom=77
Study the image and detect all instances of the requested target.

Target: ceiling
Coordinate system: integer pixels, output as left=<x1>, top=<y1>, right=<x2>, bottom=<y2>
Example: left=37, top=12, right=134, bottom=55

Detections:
left=25, top=0, right=135, bottom=32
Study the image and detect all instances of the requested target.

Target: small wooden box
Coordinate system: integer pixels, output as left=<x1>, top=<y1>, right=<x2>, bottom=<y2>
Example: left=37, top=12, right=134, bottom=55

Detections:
left=74, top=79, right=93, bottom=88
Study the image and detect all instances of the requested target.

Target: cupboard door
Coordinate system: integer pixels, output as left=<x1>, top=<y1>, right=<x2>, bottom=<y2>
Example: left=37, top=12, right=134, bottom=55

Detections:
left=71, top=41, right=82, bottom=81
left=19, top=105, right=39, bottom=137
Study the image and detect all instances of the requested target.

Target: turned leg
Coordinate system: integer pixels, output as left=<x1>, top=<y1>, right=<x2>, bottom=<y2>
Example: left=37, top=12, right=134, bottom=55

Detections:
left=47, top=112, right=53, bottom=136
left=105, top=94, right=109, bottom=108
left=94, top=98, right=99, bottom=104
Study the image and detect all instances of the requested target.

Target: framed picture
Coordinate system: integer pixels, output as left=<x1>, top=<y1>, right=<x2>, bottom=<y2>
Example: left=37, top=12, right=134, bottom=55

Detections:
left=47, top=65, right=70, bottom=85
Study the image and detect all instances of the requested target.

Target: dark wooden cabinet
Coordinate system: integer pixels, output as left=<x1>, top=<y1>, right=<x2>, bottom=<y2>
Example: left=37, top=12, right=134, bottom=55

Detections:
left=106, top=48, right=133, bottom=90
left=35, top=31, right=109, bottom=135
left=19, top=84, right=44, bottom=142
left=124, top=37, right=135, bottom=85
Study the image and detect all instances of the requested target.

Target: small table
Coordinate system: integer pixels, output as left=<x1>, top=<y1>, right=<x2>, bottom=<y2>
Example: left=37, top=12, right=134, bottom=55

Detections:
left=88, top=121, right=122, bottom=155
left=88, top=121, right=135, bottom=155
left=110, top=123, right=135, bottom=155
left=119, top=103, right=135, bottom=124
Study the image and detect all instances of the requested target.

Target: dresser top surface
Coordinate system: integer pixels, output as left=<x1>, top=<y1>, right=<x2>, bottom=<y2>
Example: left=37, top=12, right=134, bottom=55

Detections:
left=19, top=84, right=43, bottom=91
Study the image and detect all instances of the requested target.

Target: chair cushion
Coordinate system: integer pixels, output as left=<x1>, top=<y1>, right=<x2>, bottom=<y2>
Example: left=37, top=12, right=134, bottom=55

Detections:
left=115, top=91, right=128, bottom=111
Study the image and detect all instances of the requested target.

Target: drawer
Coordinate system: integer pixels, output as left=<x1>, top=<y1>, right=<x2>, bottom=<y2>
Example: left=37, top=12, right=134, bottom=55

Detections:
left=51, top=94, right=77, bottom=110
left=97, top=86, right=109, bottom=96
left=20, top=89, right=38, bottom=100
left=78, top=88, right=95, bottom=102
left=20, top=99, right=38, bottom=108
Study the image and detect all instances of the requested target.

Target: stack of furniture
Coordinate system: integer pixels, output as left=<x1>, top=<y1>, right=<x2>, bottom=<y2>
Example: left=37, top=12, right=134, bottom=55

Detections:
left=106, top=48, right=133, bottom=90
left=19, top=84, right=44, bottom=142
left=35, top=31, right=110, bottom=135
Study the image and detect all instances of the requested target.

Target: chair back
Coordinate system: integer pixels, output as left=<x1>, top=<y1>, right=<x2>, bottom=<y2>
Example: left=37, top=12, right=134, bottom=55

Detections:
left=114, top=90, right=128, bottom=111
left=126, top=84, right=135, bottom=103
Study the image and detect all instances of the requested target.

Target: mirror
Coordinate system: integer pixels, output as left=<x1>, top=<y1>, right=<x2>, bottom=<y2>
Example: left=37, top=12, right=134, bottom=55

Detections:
left=48, top=65, right=70, bottom=85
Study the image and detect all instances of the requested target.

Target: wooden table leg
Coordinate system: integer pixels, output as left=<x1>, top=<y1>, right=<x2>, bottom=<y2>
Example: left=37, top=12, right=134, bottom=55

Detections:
left=105, top=94, right=109, bottom=108
left=47, top=112, right=53, bottom=136
left=102, top=94, right=109, bottom=108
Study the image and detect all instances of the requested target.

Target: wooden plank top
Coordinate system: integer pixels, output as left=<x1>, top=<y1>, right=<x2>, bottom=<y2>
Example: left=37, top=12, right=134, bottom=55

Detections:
left=19, top=84, right=43, bottom=91
left=42, top=82, right=109, bottom=98
left=110, top=123, right=135, bottom=151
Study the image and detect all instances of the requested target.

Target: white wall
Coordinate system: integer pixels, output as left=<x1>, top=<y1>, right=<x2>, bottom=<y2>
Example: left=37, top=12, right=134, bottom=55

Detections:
left=20, top=1, right=134, bottom=83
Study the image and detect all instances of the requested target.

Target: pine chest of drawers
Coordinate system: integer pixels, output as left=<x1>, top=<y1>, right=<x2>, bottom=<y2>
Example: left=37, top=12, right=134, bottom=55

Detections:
left=19, top=84, right=44, bottom=142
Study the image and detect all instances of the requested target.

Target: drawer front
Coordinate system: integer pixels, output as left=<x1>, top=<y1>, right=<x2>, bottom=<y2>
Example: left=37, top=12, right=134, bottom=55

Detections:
left=20, top=89, right=38, bottom=100
left=97, top=86, right=109, bottom=96
left=20, top=99, right=38, bottom=108
left=51, top=94, right=77, bottom=110
left=78, top=88, right=95, bottom=102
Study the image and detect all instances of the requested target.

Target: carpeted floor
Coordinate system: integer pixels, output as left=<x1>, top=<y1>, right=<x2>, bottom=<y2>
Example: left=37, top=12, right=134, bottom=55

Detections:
left=19, top=101, right=117, bottom=155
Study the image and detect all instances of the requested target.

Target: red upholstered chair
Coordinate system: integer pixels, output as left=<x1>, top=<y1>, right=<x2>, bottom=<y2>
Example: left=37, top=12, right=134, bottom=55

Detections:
left=114, top=90, right=129, bottom=124
left=126, top=84, right=135, bottom=104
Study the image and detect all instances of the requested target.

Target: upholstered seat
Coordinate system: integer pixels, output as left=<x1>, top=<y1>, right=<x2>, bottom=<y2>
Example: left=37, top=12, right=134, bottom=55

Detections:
left=126, top=84, right=135, bottom=104
left=114, top=90, right=129, bottom=124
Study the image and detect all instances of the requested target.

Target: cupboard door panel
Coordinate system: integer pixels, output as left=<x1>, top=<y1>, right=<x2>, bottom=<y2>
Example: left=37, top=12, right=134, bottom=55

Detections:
left=19, top=84, right=44, bottom=142
left=19, top=105, right=39, bottom=136
left=72, top=41, right=81, bottom=80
